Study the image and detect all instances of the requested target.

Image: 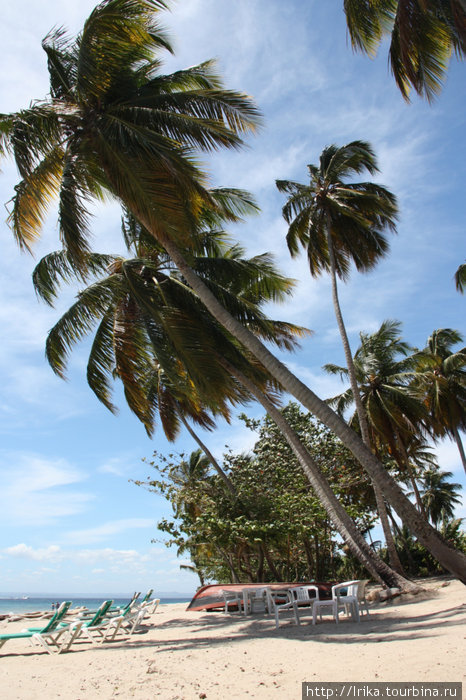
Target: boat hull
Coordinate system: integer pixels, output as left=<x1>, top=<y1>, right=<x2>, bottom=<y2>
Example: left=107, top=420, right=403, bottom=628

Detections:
left=186, top=582, right=334, bottom=612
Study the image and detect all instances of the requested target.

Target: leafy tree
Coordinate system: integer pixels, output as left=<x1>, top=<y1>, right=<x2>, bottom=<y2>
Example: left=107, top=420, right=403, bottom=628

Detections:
left=344, top=0, right=466, bottom=102
left=141, top=407, right=381, bottom=584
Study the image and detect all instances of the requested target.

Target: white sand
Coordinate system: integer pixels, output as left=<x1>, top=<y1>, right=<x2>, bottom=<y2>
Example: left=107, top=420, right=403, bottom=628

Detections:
left=0, top=578, right=464, bottom=699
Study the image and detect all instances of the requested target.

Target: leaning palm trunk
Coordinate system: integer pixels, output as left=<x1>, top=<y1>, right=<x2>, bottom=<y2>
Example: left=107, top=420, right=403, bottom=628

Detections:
left=154, top=231, right=466, bottom=583
left=221, top=358, right=418, bottom=591
left=452, top=426, right=466, bottom=475
left=325, top=224, right=405, bottom=575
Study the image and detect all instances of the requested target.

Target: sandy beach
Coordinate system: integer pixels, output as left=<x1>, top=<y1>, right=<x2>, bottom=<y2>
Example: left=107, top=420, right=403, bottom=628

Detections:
left=0, top=578, right=464, bottom=700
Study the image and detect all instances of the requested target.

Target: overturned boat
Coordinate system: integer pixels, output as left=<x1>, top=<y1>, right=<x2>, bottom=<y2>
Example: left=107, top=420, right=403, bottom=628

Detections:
left=187, top=582, right=334, bottom=612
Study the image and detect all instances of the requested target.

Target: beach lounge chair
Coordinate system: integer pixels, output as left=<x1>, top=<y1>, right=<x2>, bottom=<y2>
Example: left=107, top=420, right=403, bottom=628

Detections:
left=31, top=621, right=84, bottom=655
left=25, top=601, right=72, bottom=632
left=64, top=599, right=116, bottom=644
left=0, top=603, right=78, bottom=654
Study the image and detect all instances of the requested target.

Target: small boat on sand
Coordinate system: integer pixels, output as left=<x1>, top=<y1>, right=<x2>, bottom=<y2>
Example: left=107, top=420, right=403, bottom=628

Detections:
left=187, top=582, right=334, bottom=612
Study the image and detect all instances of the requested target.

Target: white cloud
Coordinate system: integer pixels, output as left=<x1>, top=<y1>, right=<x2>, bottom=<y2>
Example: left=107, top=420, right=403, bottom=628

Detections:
left=0, top=452, right=92, bottom=526
left=4, top=544, right=62, bottom=561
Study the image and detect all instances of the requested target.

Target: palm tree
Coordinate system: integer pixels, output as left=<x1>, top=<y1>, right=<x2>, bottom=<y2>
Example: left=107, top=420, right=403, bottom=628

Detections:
left=325, top=320, right=429, bottom=489
left=454, top=263, right=466, bottom=293
left=3, top=1, right=465, bottom=580
left=324, top=320, right=431, bottom=563
left=417, top=468, right=462, bottom=527
left=276, top=141, right=398, bottom=453
left=344, top=0, right=466, bottom=102
left=0, top=0, right=261, bottom=265
left=412, top=329, right=466, bottom=474
left=276, top=142, right=403, bottom=572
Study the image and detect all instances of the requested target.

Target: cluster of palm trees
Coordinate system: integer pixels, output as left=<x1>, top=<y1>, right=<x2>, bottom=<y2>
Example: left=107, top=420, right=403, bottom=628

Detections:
left=0, top=0, right=465, bottom=586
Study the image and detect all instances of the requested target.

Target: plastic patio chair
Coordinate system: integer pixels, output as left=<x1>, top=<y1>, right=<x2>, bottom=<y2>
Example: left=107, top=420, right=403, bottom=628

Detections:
left=265, top=589, right=300, bottom=629
left=332, top=580, right=361, bottom=621
left=221, top=589, right=243, bottom=614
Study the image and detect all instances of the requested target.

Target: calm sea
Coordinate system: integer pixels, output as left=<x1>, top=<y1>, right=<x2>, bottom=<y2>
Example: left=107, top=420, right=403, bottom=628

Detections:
left=0, top=596, right=190, bottom=614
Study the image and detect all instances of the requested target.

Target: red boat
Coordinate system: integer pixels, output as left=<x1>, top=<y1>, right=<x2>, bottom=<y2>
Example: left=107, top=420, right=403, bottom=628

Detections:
left=186, top=582, right=334, bottom=612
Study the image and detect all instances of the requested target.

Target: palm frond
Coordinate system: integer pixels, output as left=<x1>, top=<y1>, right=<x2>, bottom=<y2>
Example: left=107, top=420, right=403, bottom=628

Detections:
left=33, top=250, right=117, bottom=305
left=8, top=145, right=63, bottom=252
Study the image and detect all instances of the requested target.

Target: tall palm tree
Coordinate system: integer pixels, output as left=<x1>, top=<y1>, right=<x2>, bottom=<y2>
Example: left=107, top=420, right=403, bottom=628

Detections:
left=416, top=468, right=462, bottom=527
left=324, top=320, right=430, bottom=513
left=412, top=329, right=466, bottom=474
left=276, top=141, right=398, bottom=452
left=276, top=142, right=403, bottom=572
left=344, top=0, right=466, bottom=102
left=3, top=1, right=465, bottom=580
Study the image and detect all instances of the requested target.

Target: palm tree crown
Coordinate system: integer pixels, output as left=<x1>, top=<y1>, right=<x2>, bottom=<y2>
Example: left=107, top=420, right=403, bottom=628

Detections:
left=0, top=0, right=261, bottom=264
left=344, top=0, right=466, bottom=102
left=276, top=140, right=398, bottom=281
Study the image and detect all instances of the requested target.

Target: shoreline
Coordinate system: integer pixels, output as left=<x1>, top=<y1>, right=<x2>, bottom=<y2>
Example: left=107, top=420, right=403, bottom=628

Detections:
left=0, top=578, right=464, bottom=699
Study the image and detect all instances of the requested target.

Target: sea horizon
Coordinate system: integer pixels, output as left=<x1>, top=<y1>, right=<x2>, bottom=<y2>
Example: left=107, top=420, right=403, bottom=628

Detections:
left=0, top=594, right=192, bottom=614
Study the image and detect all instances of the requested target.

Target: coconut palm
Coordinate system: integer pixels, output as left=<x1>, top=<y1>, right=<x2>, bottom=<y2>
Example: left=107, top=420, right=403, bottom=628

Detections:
left=276, top=142, right=403, bottom=571
left=454, top=263, right=466, bottom=293
left=0, top=0, right=261, bottom=264
left=416, top=468, right=462, bottom=527
left=412, top=329, right=466, bottom=474
left=276, top=142, right=397, bottom=447
left=3, top=1, right=465, bottom=580
left=325, top=320, right=430, bottom=508
left=324, top=319, right=432, bottom=565
left=344, top=0, right=466, bottom=102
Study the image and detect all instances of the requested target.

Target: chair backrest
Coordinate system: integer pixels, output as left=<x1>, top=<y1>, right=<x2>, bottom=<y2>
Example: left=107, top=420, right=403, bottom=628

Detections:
left=141, top=588, right=154, bottom=604
left=332, top=580, right=360, bottom=601
left=290, top=586, right=320, bottom=603
left=85, top=599, right=114, bottom=627
left=41, top=601, right=72, bottom=633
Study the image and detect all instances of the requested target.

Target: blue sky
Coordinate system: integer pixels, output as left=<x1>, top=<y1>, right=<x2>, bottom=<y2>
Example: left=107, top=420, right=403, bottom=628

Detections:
left=0, top=1, right=464, bottom=598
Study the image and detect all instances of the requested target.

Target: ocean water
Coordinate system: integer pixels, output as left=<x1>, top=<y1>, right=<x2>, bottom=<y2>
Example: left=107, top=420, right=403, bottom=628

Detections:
left=0, top=596, right=190, bottom=615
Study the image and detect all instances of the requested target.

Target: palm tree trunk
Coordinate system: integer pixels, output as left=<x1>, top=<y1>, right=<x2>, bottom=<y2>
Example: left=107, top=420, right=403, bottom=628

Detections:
left=221, top=358, right=418, bottom=591
left=326, top=224, right=404, bottom=575
left=176, top=410, right=238, bottom=497
left=153, top=231, right=466, bottom=583
left=452, top=426, right=466, bottom=476
left=373, top=482, right=405, bottom=574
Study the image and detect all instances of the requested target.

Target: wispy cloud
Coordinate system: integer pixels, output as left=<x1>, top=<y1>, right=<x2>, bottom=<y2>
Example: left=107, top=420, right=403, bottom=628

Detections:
left=0, top=452, right=92, bottom=526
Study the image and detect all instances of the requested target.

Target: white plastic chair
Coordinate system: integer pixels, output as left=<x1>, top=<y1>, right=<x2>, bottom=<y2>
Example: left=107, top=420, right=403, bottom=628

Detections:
left=245, top=587, right=270, bottom=614
left=289, top=585, right=320, bottom=608
left=332, top=580, right=361, bottom=622
left=221, top=589, right=243, bottom=614
left=265, top=589, right=300, bottom=629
